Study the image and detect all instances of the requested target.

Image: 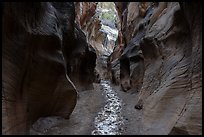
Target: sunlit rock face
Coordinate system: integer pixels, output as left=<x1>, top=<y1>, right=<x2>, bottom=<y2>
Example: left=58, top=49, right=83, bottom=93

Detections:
left=111, top=2, right=202, bottom=135
left=2, top=2, right=96, bottom=134
left=100, top=24, right=118, bottom=56
left=75, top=2, right=101, bottom=54
left=75, top=2, right=118, bottom=57
left=75, top=2, right=119, bottom=81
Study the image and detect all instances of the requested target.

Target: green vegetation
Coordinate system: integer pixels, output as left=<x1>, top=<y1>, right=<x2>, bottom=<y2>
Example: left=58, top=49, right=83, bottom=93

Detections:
left=97, top=2, right=117, bottom=23
left=101, top=12, right=115, bottom=21
left=98, top=2, right=115, bottom=11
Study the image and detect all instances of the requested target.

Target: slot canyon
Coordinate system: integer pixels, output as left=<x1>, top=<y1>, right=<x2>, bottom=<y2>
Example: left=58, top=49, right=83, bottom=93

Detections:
left=2, top=2, right=202, bottom=135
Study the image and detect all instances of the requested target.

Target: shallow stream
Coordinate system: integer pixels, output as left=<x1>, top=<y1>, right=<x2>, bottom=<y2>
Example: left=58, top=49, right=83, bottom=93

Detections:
left=91, top=80, right=124, bottom=135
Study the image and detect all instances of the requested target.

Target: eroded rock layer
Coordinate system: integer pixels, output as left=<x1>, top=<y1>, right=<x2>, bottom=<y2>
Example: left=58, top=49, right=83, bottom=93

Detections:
left=110, top=2, right=202, bottom=135
left=75, top=2, right=119, bottom=80
left=2, top=2, right=202, bottom=135
left=2, top=2, right=96, bottom=134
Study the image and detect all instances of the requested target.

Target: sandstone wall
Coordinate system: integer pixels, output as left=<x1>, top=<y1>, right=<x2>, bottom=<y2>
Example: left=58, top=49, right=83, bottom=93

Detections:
left=111, top=2, right=202, bottom=134
left=2, top=2, right=96, bottom=134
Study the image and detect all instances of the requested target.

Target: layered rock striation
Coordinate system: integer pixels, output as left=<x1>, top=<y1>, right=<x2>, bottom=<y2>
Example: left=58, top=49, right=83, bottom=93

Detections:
left=2, top=2, right=96, bottom=134
left=110, top=2, right=202, bottom=135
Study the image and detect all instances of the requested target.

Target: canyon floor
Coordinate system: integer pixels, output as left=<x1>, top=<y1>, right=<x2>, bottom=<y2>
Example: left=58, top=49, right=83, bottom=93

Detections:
left=30, top=80, right=142, bottom=135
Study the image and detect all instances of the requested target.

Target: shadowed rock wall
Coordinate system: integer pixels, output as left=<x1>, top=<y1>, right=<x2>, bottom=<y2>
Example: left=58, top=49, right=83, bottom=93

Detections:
left=2, top=2, right=96, bottom=134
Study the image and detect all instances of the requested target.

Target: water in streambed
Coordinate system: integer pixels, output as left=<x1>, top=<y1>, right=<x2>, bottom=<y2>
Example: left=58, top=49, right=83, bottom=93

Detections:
left=91, top=80, right=124, bottom=135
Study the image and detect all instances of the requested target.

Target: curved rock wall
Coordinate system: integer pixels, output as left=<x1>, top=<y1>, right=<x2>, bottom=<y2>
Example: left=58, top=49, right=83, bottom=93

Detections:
left=75, top=2, right=118, bottom=80
left=111, top=2, right=202, bottom=135
left=2, top=2, right=96, bottom=134
left=2, top=2, right=202, bottom=135
left=65, top=23, right=97, bottom=91
left=75, top=2, right=114, bottom=56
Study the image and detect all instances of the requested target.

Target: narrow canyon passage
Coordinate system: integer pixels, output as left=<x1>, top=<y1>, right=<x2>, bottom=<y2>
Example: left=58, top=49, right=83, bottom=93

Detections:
left=29, top=2, right=127, bottom=135
left=29, top=55, right=141, bottom=135
left=29, top=69, right=141, bottom=135
left=2, top=2, right=202, bottom=135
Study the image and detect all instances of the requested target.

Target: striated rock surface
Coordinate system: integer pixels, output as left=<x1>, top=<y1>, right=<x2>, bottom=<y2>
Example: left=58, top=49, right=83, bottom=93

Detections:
left=65, top=23, right=97, bottom=91
left=75, top=2, right=118, bottom=56
left=2, top=2, right=96, bottom=134
left=75, top=2, right=119, bottom=80
left=109, top=2, right=127, bottom=85
left=110, top=2, right=202, bottom=135
left=2, top=2, right=202, bottom=135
